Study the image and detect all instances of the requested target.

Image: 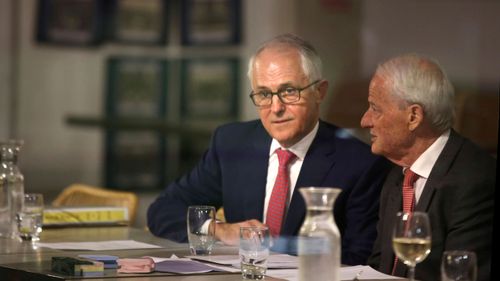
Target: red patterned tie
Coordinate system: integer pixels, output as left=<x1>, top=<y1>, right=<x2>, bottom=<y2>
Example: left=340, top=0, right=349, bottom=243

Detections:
left=392, top=169, right=419, bottom=275
left=266, top=149, right=296, bottom=237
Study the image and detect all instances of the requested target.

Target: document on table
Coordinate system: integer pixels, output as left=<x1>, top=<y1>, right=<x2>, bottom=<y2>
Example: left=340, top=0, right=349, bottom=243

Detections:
left=146, top=255, right=239, bottom=274
left=186, top=254, right=399, bottom=280
left=186, top=254, right=298, bottom=269
left=266, top=265, right=402, bottom=280
left=37, top=240, right=162, bottom=251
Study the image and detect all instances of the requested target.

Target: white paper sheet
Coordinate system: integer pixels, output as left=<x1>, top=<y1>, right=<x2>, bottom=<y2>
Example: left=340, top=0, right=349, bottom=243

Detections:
left=146, top=255, right=240, bottom=273
left=267, top=265, right=402, bottom=280
left=186, top=254, right=298, bottom=269
left=37, top=240, right=162, bottom=251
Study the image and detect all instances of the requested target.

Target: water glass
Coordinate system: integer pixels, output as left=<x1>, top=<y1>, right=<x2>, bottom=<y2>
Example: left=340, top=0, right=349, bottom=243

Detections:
left=240, top=226, right=271, bottom=280
left=441, top=250, right=477, bottom=281
left=16, top=193, right=44, bottom=241
left=187, top=205, right=216, bottom=255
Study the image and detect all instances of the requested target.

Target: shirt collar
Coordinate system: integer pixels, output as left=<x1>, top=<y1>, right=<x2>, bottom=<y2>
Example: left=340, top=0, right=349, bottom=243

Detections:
left=407, top=129, right=451, bottom=178
left=269, top=121, right=319, bottom=160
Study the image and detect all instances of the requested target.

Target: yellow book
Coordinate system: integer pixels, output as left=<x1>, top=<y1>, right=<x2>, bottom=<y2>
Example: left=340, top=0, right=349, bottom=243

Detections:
left=43, top=206, right=129, bottom=226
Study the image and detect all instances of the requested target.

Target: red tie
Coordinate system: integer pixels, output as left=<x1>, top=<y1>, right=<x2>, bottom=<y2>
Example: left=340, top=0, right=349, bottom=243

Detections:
left=402, top=169, right=419, bottom=212
left=266, top=149, right=296, bottom=237
left=392, top=169, right=419, bottom=275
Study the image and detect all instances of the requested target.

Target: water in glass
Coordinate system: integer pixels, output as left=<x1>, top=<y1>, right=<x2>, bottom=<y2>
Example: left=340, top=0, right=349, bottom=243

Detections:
left=298, top=187, right=342, bottom=281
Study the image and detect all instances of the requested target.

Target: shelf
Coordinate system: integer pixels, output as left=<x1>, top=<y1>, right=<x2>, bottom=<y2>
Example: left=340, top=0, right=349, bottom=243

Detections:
left=65, top=115, right=215, bottom=138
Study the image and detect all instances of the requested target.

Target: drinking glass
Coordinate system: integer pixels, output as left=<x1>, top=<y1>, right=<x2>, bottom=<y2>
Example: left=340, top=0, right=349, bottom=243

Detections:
left=16, top=193, right=44, bottom=241
left=240, top=226, right=271, bottom=280
left=187, top=205, right=216, bottom=255
left=392, top=211, right=431, bottom=281
left=441, top=250, right=477, bottom=281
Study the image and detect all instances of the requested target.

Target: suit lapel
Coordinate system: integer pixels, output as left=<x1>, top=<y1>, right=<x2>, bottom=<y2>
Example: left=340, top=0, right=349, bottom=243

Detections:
left=386, top=170, right=403, bottom=223
left=390, top=170, right=409, bottom=277
left=381, top=169, right=404, bottom=273
left=415, top=130, right=463, bottom=212
left=394, top=131, right=463, bottom=277
left=282, top=121, right=337, bottom=235
left=243, top=124, right=272, bottom=220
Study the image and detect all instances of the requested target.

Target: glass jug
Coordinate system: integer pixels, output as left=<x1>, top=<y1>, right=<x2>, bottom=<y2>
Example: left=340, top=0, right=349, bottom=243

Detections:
left=298, top=187, right=342, bottom=281
left=0, top=140, right=25, bottom=238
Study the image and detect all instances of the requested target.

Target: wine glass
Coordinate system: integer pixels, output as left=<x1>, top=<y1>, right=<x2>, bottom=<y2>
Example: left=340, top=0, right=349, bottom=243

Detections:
left=441, top=250, right=477, bottom=281
left=392, top=211, right=432, bottom=281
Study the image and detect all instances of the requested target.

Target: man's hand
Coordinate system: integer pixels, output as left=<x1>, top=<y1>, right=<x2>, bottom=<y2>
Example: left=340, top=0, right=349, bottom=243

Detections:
left=214, top=219, right=267, bottom=245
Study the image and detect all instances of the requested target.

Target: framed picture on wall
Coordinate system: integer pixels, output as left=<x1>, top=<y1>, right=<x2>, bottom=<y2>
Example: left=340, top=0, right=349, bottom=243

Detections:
left=181, top=0, right=241, bottom=45
left=106, top=57, right=168, bottom=118
left=36, top=0, right=106, bottom=46
left=108, top=0, right=168, bottom=45
left=180, top=58, right=239, bottom=121
left=105, top=131, right=166, bottom=190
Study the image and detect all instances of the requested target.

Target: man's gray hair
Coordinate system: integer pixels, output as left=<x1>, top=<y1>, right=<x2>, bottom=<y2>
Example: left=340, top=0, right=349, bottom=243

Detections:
left=247, top=33, right=322, bottom=84
left=375, top=54, right=455, bottom=132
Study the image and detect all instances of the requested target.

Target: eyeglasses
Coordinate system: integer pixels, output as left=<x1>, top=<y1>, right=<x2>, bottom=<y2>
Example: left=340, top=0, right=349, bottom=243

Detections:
left=249, top=79, right=321, bottom=107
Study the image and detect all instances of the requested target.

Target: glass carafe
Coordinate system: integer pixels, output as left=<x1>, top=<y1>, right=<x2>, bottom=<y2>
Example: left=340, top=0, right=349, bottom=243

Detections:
left=0, top=140, right=25, bottom=238
left=298, top=187, right=342, bottom=281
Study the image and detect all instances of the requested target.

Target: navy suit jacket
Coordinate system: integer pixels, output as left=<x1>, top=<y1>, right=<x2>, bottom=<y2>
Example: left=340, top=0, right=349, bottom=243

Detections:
left=148, top=120, right=392, bottom=265
left=368, top=130, right=496, bottom=281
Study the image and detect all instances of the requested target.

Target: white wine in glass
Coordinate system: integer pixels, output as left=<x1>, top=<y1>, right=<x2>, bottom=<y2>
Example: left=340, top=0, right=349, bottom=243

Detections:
left=392, top=211, right=431, bottom=281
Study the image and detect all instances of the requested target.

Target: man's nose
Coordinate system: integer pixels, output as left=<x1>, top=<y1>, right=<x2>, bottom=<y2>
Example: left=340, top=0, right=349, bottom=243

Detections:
left=270, top=95, right=285, bottom=112
left=360, top=111, right=371, bottom=128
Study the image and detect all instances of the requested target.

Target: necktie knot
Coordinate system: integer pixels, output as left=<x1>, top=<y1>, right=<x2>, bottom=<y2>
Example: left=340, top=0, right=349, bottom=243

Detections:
left=402, top=168, right=419, bottom=213
left=403, top=169, right=419, bottom=188
left=276, top=149, right=296, bottom=167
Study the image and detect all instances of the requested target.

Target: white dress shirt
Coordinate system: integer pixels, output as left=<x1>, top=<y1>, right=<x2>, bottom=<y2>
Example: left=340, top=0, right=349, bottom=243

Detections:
left=262, top=122, right=319, bottom=223
left=407, top=130, right=450, bottom=203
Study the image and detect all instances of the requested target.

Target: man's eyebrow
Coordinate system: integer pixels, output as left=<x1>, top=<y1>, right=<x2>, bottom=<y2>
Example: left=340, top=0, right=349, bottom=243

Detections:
left=278, top=82, right=295, bottom=88
left=254, top=86, right=272, bottom=92
left=255, top=82, right=295, bottom=91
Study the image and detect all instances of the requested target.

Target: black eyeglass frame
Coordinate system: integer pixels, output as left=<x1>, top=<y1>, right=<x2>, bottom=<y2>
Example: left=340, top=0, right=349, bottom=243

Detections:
left=249, top=79, right=322, bottom=107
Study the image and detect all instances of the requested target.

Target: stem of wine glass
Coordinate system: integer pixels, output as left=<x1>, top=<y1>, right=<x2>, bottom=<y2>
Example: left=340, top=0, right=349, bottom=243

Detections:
left=408, top=265, right=416, bottom=281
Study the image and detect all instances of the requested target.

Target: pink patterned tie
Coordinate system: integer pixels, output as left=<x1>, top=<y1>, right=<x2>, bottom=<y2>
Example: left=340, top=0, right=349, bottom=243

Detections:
left=392, top=169, right=419, bottom=275
left=402, top=169, right=419, bottom=213
left=266, top=149, right=296, bottom=237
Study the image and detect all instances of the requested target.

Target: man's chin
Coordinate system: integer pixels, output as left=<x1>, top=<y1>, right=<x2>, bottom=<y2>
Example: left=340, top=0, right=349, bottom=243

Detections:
left=370, top=144, right=383, bottom=156
left=272, top=134, right=296, bottom=147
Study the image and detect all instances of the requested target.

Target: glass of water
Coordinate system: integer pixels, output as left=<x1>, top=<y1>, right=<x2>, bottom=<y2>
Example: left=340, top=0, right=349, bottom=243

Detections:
left=240, top=226, right=271, bottom=280
left=187, top=205, right=216, bottom=255
left=441, top=250, right=477, bottom=281
left=16, top=193, right=44, bottom=241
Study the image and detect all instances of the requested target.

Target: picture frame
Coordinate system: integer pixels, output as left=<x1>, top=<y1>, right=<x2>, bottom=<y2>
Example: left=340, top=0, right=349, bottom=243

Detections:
left=180, top=58, right=239, bottom=121
left=104, top=57, right=168, bottom=190
left=107, top=0, right=169, bottom=45
left=105, top=131, right=166, bottom=190
left=105, top=57, right=168, bottom=118
left=36, top=0, right=106, bottom=46
left=181, top=0, right=241, bottom=45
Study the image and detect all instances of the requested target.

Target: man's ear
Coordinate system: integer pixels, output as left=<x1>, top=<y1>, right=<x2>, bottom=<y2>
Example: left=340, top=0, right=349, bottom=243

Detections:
left=408, top=104, right=424, bottom=131
left=316, top=80, right=329, bottom=102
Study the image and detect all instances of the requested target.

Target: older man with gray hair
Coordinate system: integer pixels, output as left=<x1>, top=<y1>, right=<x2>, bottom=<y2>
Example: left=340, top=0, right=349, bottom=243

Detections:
left=362, top=54, right=495, bottom=281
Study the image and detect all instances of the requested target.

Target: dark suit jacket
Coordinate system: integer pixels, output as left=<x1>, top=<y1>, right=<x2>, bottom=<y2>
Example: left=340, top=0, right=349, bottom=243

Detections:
left=147, top=120, right=392, bottom=265
left=368, top=130, right=496, bottom=281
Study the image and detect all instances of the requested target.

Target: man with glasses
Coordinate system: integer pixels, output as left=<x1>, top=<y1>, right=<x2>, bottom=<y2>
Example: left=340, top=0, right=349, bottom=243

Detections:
left=147, top=33, right=391, bottom=265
